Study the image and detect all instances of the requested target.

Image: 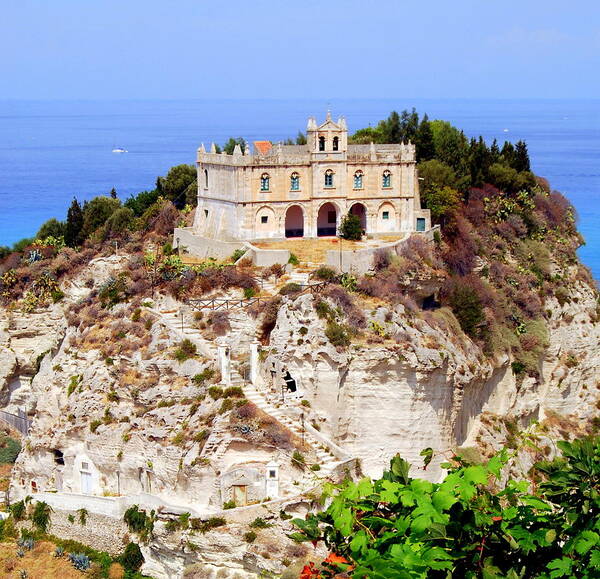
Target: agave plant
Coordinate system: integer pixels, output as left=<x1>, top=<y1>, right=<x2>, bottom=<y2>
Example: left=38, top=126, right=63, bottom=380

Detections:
left=54, top=546, right=65, bottom=558
left=68, top=552, right=91, bottom=571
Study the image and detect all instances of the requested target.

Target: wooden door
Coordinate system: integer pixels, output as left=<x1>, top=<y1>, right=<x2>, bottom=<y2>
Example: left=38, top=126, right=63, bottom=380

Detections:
left=233, top=485, right=247, bottom=506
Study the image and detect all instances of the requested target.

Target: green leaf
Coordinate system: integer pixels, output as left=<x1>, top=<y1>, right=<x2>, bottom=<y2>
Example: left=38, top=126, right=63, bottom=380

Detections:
left=350, top=529, right=368, bottom=554
left=463, top=465, right=488, bottom=485
left=547, top=557, right=573, bottom=578
left=333, top=506, right=354, bottom=536
left=521, top=496, right=552, bottom=511
left=389, top=454, right=411, bottom=484
left=356, top=477, right=373, bottom=497
left=573, top=530, right=599, bottom=555
left=589, top=549, right=600, bottom=567
left=380, top=480, right=400, bottom=503
left=432, top=490, right=457, bottom=511
left=420, top=447, right=434, bottom=469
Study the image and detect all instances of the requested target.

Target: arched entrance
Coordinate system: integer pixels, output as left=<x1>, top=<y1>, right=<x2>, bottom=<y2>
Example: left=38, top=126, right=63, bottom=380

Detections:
left=350, top=203, right=367, bottom=233
left=284, top=205, right=304, bottom=238
left=317, top=202, right=337, bottom=237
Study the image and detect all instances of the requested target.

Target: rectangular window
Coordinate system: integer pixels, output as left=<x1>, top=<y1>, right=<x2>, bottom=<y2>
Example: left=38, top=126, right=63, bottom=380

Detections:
left=269, top=470, right=276, bottom=478
left=81, top=462, right=89, bottom=470
left=382, top=211, right=389, bottom=220
left=416, top=217, right=426, bottom=232
left=261, top=216, right=268, bottom=224
left=328, top=211, right=336, bottom=224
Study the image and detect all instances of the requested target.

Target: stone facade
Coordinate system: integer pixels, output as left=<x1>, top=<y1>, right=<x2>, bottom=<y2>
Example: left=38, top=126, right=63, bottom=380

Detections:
left=192, top=113, right=431, bottom=241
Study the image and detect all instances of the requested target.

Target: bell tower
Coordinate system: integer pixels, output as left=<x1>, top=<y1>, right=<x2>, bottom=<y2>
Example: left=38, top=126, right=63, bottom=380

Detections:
left=307, top=112, right=347, bottom=155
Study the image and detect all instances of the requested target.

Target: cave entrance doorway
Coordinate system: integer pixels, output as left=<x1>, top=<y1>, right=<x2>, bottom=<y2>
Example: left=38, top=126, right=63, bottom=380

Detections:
left=283, top=371, right=297, bottom=393
left=233, top=485, right=247, bottom=507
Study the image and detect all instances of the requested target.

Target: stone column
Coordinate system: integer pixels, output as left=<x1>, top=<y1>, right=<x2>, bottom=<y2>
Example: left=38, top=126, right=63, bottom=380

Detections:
left=217, top=341, right=231, bottom=385
left=250, top=340, right=260, bottom=385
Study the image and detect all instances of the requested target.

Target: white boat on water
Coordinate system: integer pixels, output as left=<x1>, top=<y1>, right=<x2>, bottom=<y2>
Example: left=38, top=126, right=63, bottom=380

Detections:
left=112, top=147, right=128, bottom=153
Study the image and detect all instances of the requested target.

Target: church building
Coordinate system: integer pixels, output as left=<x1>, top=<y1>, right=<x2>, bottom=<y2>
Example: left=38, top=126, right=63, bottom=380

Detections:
left=192, top=113, right=430, bottom=241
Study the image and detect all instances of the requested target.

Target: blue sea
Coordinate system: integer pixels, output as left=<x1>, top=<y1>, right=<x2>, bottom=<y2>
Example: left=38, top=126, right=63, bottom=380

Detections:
left=0, top=99, right=598, bottom=278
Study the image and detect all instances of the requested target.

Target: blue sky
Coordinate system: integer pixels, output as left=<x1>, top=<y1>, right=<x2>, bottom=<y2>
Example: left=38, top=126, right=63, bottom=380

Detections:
left=2, top=0, right=599, bottom=99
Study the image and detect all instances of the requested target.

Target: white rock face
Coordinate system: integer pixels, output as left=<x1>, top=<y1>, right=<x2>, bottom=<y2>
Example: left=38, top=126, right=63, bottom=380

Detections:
left=1, top=252, right=598, bottom=577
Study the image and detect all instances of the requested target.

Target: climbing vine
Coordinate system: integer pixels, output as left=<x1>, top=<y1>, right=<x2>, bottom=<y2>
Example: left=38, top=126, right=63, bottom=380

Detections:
left=292, top=436, right=600, bottom=578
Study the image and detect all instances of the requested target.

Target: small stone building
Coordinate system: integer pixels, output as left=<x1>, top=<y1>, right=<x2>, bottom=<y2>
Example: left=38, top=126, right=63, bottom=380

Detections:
left=188, top=113, right=431, bottom=242
left=219, top=462, right=279, bottom=507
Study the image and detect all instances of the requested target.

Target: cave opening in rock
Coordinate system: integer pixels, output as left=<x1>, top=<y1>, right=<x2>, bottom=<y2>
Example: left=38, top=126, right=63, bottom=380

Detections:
left=53, top=449, right=64, bottom=465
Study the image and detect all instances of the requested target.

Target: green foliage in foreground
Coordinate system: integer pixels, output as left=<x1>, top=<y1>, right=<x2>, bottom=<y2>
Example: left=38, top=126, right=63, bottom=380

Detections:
left=292, top=436, right=600, bottom=578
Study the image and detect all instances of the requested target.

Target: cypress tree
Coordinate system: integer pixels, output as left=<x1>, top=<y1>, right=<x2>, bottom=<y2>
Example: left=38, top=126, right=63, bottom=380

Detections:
left=65, top=198, right=84, bottom=248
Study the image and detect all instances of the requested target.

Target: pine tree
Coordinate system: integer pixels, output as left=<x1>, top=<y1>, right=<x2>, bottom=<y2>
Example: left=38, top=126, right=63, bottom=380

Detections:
left=501, top=141, right=515, bottom=168
left=415, top=115, right=435, bottom=162
left=490, top=139, right=501, bottom=163
left=514, top=140, right=531, bottom=172
left=65, top=198, right=84, bottom=248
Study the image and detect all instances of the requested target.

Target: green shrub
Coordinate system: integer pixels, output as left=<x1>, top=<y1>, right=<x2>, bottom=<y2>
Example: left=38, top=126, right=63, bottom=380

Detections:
left=219, top=399, right=234, bottom=414
left=244, top=287, right=256, bottom=299
left=120, top=541, right=144, bottom=572
left=313, top=266, right=337, bottom=281
left=310, top=464, right=321, bottom=471
left=89, top=420, right=102, bottom=433
left=279, top=282, right=302, bottom=296
left=243, top=530, right=257, bottom=543
left=174, top=339, right=197, bottom=362
left=223, top=386, right=244, bottom=398
left=208, top=386, right=224, bottom=400
left=230, top=248, right=246, bottom=263
left=250, top=517, right=272, bottom=529
left=315, top=300, right=334, bottom=320
left=223, top=500, right=236, bottom=510
left=292, top=451, right=306, bottom=468
left=0, top=435, right=21, bottom=464
left=325, top=321, right=351, bottom=347
left=123, top=505, right=154, bottom=542
left=189, top=516, right=226, bottom=533
left=10, top=500, right=27, bottom=521
left=193, top=367, right=216, bottom=385
left=339, top=212, right=362, bottom=240
left=288, top=253, right=299, bottom=266
left=31, top=501, right=53, bottom=533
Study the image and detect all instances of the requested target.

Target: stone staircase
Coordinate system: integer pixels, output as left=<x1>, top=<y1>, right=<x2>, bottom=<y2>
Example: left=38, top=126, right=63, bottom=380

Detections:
left=241, top=379, right=341, bottom=478
left=152, top=306, right=347, bottom=487
left=152, top=308, right=216, bottom=359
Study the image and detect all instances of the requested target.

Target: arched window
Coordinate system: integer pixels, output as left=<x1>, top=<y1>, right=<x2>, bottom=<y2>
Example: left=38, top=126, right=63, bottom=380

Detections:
left=319, top=136, right=325, bottom=151
left=382, top=170, right=391, bottom=188
left=260, top=173, right=270, bottom=191
left=324, top=169, right=334, bottom=188
left=290, top=172, right=300, bottom=191
left=204, top=169, right=209, bottom=188
left=353, top=170, right=363, bottom=189
left=333, top=136, right=339, bottom=151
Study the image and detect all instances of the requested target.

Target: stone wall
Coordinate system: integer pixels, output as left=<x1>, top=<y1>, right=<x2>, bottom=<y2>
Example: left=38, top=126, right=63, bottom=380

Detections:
left=173, top=227, right=243, bottom=259
left=325, top=226, right=440, bottom=275
left=18, top=508, right=129, bottom=556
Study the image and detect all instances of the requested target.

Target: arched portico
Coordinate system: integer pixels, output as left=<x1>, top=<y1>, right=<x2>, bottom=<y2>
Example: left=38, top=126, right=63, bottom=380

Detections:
left=317, top=202, right=338, bottom=236
left=284, top=205, right=304, bottom=238
left=349, top=202, right=367, bottom=233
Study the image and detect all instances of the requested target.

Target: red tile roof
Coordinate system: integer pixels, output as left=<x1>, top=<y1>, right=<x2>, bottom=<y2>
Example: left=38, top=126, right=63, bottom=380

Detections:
left=253, top=140, right=272, bottom=155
